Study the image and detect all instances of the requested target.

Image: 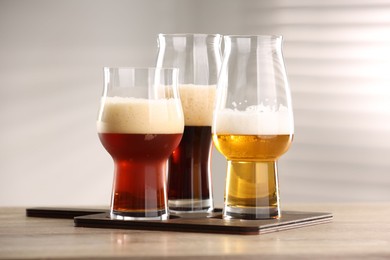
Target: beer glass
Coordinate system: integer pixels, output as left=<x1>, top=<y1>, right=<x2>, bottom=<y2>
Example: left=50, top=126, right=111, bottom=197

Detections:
left=212, top=35, right=294, bottom=219
left=157, top=34, right=222, bottom=213
left=97, top=67, right=184, bottom=220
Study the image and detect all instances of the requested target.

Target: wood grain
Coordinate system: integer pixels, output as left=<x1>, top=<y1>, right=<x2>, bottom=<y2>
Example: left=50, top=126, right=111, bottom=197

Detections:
left=1, top=204, right=390, bottom=259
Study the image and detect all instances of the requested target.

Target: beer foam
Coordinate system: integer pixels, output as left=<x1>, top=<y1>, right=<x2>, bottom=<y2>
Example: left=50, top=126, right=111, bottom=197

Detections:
left=212, top=105, right=293, bottom=135
left=179, top=84, right=216, bottom=126
left=97, top=97, right=184, bottom=134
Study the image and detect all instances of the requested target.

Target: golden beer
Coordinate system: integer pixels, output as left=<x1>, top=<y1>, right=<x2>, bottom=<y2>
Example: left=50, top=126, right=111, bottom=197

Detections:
left=213, top=134, right=292, bottom=161
left=213, top=134, right=293, bottom=219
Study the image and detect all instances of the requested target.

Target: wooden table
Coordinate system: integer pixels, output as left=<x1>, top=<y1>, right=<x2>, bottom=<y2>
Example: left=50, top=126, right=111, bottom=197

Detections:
left=1, top=204, right=390, bottom=259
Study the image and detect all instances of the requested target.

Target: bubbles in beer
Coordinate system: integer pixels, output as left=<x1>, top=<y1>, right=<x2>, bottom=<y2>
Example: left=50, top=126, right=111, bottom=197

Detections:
left=97, top=97, right=184, bottom=134
left=213, top=104, right=293, bottom=135
left=179, top=84, right=216, bottom=126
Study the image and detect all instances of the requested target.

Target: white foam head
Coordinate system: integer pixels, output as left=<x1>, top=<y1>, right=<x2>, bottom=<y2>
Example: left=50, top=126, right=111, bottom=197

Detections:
left=179, top=84, right=216, bottom=126
left=212, top=105, right=294, bottom=135
left=97, top=97, right=184, bottom=134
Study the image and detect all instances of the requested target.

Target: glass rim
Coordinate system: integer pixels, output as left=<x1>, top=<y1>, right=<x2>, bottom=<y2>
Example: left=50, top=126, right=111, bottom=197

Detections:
left=158, top=33, right=222, bottom=38
left=224, top=35, right=282, bottom=39
left=103, top=66, right=179, bottom=71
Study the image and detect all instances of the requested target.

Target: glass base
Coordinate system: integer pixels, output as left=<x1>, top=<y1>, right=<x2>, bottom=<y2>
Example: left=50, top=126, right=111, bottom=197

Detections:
left=223, top=160, right=281, bottom=220
left=168, top=199, right=213, bottom=214
left=110, top=210, right=168, bottom=221
left=223, top=205, right=280, bottom=220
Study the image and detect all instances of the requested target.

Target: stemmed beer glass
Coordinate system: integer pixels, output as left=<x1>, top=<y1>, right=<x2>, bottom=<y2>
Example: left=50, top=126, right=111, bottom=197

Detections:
left=97, top=67, right=184, bottom=220
left=213, top=35, right=294, bottom=219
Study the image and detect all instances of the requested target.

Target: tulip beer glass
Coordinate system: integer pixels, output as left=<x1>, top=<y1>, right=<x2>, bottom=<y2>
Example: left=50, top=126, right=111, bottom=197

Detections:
left=97, top=67, right=184, bottom=220
left=157, top=34, right=222, bottom=213
left=213, top=36, right=294, bottom=219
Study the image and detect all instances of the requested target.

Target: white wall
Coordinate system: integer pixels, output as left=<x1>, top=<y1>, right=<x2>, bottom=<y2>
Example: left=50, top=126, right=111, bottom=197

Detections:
left=1, top=0, right=389, bottom=207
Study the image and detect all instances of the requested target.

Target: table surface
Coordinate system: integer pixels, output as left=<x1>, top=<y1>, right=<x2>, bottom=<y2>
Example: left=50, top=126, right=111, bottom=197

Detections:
left=1, top=203, right=390, bottom=259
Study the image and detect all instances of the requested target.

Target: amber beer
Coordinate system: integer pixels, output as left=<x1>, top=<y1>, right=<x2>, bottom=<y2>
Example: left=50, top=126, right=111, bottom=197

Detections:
left=98, top=97, right=183, bottom=219
left=213, top=109, right=293, bottom=219
left=99, top=133, right=182, bottom=217
left=168, top=84, right=216, bottom=212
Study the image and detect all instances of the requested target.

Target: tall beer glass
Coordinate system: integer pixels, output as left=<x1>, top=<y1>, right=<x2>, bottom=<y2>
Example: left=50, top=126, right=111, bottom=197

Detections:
left=213, top=35, right=294, bottom=219
left=97, top=67, right=184, bottom=220
left=157, top=34, right=222, bottom=213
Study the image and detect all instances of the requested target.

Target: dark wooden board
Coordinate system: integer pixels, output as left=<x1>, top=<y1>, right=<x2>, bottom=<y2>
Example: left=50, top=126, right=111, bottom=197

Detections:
left=26, top=207, right=332, bottom=235
left=74, top=211, right=333, bottom=235
left=26, top=207, right=107, bottom=219
left=25, top=207, right=221, bottom=219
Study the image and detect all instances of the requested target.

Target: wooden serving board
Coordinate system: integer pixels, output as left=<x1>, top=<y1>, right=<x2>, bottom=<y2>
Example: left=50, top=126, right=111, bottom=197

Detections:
left=26, top=207, right=107, bottom=219
left=75, top=211, right=332, bottom=235
left=26, top=207, right=332, bottom=235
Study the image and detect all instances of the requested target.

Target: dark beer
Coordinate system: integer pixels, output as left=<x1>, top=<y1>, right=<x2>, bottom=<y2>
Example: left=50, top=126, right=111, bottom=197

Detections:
left=99, top=133, right=182, bottom=217
left=167, top=84, right=216, bottom=213
left=168, top=126, right=212, bottom=211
